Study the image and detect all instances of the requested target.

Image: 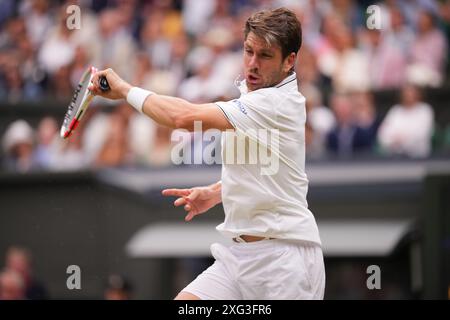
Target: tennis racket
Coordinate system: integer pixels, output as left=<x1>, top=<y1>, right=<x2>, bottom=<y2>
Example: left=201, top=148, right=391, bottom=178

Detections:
left=60, top=66, right=110, bottom=139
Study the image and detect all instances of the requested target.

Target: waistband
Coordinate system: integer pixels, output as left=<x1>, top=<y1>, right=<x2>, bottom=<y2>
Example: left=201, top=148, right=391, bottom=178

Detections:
left=232, top=235, right=275, bottom=243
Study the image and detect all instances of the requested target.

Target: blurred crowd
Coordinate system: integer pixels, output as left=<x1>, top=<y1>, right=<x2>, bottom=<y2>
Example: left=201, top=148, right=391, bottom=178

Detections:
left=1, top=0, right=450, bottom=173
left=0, top=245, right=134, bottom=300
left=0, top=246, right=48, bottom=300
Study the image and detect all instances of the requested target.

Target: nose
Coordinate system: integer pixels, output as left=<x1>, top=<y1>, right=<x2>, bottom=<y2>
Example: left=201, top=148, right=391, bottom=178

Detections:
left=248, top=55, right=259, bottom=70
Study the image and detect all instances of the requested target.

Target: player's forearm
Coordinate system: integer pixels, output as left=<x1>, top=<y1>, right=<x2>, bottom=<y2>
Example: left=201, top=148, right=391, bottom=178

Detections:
left=141, top=94, right=202, bottom=130
left=119, top=80, right=232, bottom=130
left=119, top=83, right=202, bottom=129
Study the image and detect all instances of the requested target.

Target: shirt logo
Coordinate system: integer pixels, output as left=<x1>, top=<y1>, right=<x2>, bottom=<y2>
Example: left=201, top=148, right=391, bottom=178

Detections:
left=232, top=99, right=247, bottom=115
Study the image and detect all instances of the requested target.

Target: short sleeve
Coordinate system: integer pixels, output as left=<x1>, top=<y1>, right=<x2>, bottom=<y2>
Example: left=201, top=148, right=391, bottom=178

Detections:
left=215, top=90, right=279, bottom=132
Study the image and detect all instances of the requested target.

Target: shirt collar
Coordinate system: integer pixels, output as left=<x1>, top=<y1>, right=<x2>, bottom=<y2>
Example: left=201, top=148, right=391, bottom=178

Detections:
left=236, top=72, right=298, bottom=95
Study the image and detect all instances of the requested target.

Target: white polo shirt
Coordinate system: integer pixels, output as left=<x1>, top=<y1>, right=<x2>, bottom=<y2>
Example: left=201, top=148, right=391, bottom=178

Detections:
left=215, top=72, right=321, bottom=245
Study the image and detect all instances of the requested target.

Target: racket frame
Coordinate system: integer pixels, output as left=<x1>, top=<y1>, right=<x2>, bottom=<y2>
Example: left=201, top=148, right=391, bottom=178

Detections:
left=60, top=67, right=97, bottom=139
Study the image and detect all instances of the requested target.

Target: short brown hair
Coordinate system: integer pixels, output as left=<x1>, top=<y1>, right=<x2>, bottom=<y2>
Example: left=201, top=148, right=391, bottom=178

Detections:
left=244, top=7, right=302, bottom=60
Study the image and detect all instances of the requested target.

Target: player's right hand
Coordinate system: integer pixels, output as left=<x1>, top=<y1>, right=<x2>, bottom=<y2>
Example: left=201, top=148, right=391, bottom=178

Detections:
left=89, top=67, right=132, bottom=100
left=162, top=186, right=221, bottom=221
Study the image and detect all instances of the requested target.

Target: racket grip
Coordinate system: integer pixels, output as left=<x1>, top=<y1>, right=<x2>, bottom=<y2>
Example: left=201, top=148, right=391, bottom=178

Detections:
left=99, top=76, right=110, bottom=91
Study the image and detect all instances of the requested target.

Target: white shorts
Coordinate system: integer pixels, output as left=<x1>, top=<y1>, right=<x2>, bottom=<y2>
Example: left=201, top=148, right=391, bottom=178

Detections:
left=182, top=239, right=325, bottom=300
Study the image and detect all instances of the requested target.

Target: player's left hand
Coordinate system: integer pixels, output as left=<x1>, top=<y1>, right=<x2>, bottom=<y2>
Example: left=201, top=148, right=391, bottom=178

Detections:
left=162, top=187, right=221, bottom=222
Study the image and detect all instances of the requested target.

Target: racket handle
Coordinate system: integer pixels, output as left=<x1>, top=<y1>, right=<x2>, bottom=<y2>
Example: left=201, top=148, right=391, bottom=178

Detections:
left=99, top=76, right=110, bottom=91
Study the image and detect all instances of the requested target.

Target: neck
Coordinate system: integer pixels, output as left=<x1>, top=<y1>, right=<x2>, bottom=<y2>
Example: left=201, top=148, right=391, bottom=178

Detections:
left=273, top=71, right=292, bottom=86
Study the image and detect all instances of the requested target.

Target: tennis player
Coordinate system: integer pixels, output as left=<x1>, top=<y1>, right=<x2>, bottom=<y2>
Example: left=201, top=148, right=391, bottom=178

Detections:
left=89, top=7, right=325, bottom=300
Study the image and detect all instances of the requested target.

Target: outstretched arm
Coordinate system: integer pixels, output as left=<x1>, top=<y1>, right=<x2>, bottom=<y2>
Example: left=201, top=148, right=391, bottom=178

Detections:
left=89, top=68, right=233, bottom=131
left=162, top=181, right=222, bottom=221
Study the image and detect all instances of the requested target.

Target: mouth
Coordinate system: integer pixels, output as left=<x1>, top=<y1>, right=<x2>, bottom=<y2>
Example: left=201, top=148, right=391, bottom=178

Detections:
left=246, top=74, right=261, bottom=85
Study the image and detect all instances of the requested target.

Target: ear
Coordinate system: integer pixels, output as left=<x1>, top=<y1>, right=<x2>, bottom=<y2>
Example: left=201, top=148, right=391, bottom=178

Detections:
left=282, top=53, right=296, bottom=73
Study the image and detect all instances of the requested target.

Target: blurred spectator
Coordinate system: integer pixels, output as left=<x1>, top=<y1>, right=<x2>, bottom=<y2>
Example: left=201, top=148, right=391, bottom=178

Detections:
left=351, top=90, right=380, bottom=146
left=384, top=6, right=415, bottom=55
left=303, top=84, right=335, bottom=134
left=2, top=120, right=36, bottom=173
left=33, top=116, right=58, bottom=169
left=441, top=0, right=450, bottom=51
left=362, top=28, right=406, bottom=89
left=50, top=126, right=88, bottom=171
left=292, top=0, right=328, bottom=48
left=326, top=93, right=354, bottom=156
left=70, top=45, right=90, bottom=88
left=305, top=121, right=319, bottom=159
left=352, top=91, right=379, bottom=129
left=82, top=102, right=166, bottom=168
left=62, top=1, right=100, bottom=64
left=327, top=0, right=364, bottom=32
left=378, top=84, right=434, bottom=158
left=167, top=32, right=191, bottom=84
left=4, top=246, right=48, bottom=299
left=310, top=13, right=343, bottom=80
left=316, top=17, right=370, bottom=92
left=302, top=83, right=335, bottom=158
left=0, top=270, right=25, bottom=300
left=407, top=9, right=447, bottom=87
left=2, top=14, right=44, bottom=101
left=326, top=92, right=376, bottom=157
left=332, top=26, right=370, bottom=92
left=152, top=0, right=184, bottom=40
left=16, top=33, right=46, bottom=100
left=201, top=26, right=242, bottom=100
left=143, top=67, right=179, bottom=98
left=209, top=0, right=235, bottom=30
left=19, top=0, right=53, bottom=48
left=132, top=51, right=153, bottom=87
left=179, top=46, right=215, bottom=102
left=95, top=110, right=132, bottom=167
left=147, top=125, right=174, bottom=167
left=0, top=0, right=16, bottom=27
left=140, top=8, right=176, bottom=70
left=0, top=16, right=45, bottom=100
left=395, top=0, right=439, bottom=28
left=38, top=7, right=77, bottom=75
left=92, top=8, right=137, bottom=80
left=182, top=0, right=216, bottom=36
left=0, top=56, right=24, bottom=102
left=131, top=49, right=180, bottom=103
left=104, top=274, right=133, bottom=300
left=51, top=64, right=73, bottom=100
left=296, top=45, right=321, bottom=87
left=115, top=0, right=140, bottom=39
left=101, top=102, right=175, bottom=168
left=0, top=16, right=27, bottom=51
left=82, top=107, right=111, bottom=165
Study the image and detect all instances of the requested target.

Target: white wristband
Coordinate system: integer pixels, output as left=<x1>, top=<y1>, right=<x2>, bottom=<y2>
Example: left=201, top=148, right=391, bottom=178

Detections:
left=126, top=87, right=153, bottom=113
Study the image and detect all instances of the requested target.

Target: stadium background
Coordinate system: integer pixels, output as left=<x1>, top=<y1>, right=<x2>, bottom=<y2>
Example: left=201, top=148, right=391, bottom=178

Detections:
left=0, top=0, right=449, bottom=299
